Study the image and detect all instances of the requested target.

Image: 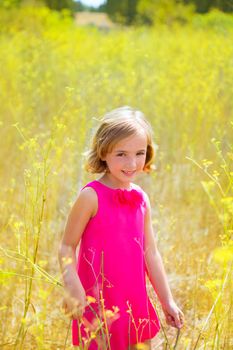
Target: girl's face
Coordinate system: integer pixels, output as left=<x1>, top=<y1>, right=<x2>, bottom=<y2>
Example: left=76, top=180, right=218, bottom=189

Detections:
left=101, top=131, right=147, bottom=187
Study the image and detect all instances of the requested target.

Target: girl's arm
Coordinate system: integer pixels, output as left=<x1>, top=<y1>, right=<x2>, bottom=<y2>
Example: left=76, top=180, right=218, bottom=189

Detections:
left=143, top=193, right=184, bottom=329
left=58, top=187, right=97, bottom=319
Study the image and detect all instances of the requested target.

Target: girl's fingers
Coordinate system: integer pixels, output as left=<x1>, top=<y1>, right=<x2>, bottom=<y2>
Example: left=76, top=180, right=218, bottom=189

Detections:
left=166, top=315, right=173, bottom=322
left=179, top=311, right=185, bottom=327
left=172, top=312, right=181, bottom=328
left=162, top=303, right=185, bottom=329
left=165, top=314, right=173, bottom=326
left=166, top=313, right=184, bottom=329
left=62, top=300, right=85, bottom=320
left=70, top=305, right=84, bottom=320
left=173, top=311, right=185, bottom=328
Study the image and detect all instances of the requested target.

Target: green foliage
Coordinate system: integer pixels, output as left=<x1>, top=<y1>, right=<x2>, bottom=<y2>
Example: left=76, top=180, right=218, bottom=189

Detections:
left=0, top=4, right=73, bottom=34
left=45, top=0, right=76, bottom=12
left=105, top=0, right=139, bottom=24
left=187, top=0, right=233, bottom=13
left=192, top=9, right=233, bottom=30
left=0, top=0, right=77, bottom=12
left=105, top=0, right=232, bottom=25
left=0, top=0, right=22, bottom=8
left=136, top=0, right=195, bottom=25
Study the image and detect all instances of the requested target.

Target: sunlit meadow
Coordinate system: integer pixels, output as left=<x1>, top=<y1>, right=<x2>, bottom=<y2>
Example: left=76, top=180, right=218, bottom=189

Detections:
left=0, top=5, right=232, bottom=349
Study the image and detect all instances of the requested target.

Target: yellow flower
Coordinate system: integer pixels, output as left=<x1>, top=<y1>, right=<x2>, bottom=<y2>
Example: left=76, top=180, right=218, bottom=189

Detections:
left=112, top=305, right=120, bottom=313
left=61, top=257, right=72, bottom=265
left=86, top=295, right=96, bottom=304
left=105, top=310, right=114, bottom=318
left=135, top=343, right=149, bottom=349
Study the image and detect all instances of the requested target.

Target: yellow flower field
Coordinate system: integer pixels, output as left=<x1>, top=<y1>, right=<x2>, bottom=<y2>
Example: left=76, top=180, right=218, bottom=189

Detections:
left=0, top=5, right=232, bottom=349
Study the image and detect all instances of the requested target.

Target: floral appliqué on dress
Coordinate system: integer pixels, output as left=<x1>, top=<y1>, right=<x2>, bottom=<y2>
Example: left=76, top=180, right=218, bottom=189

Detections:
left=113, top=188, right=146, bottom=208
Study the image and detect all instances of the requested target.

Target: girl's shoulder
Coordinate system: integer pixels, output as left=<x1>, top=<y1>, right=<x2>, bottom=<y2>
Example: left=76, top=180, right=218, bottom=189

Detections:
left=79, top=181, right=99, bottom=203
left=78, top=184, right=98, bottom=217
left=67, top=184, right=98, bottom=222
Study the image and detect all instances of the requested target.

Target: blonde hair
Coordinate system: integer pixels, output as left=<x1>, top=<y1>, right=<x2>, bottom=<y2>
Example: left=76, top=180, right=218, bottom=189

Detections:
left=84, top=106, right=156, bottom=174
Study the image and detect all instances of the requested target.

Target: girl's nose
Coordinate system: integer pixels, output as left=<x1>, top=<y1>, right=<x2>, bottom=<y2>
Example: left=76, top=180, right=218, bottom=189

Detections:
left=126, top=158, right=137, bottom=169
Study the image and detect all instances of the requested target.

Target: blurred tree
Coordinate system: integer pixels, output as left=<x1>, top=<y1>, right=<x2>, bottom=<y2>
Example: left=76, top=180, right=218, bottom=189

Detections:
left=105, top=0, right=232, bottom=25
left=184, top=0, right=232, bottom=13
left=0, top=0, right=22, bottom=8
left=137, top=0, right=195, bottom=25
left=0, top=0, right=77, bottom=12
left=45, top=0, right=75, bottom=11
left=184, top=0, right=213, bottom=13
left=105, top=0, right=139, bottom=24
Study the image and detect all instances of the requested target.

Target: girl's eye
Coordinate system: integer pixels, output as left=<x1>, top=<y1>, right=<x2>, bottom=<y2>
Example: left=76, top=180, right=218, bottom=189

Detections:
left=116, top=152, right=145, bottom=157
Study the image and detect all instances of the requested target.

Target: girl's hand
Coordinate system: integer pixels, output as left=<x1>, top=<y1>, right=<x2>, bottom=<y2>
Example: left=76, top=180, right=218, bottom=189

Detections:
left=62, top=289, right=87, bottom=320
left=162, top=300, right=185, bottom=329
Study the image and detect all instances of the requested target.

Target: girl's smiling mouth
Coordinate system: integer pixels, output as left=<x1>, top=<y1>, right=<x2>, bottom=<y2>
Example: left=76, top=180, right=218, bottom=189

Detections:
left=122, top=170, right=136, bottom=176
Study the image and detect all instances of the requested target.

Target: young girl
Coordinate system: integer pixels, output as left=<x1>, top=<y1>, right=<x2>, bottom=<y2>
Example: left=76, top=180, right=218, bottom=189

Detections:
left=58, top=106, right=184, bottom=350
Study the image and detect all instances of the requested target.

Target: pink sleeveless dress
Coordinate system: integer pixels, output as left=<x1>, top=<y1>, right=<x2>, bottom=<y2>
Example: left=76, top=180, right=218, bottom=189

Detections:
left=72, top=180, right=160, bottom=349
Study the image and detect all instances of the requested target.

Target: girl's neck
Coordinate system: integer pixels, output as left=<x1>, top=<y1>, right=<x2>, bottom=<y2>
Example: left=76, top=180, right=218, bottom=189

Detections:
left=97, top=174, right=132, bottom=191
